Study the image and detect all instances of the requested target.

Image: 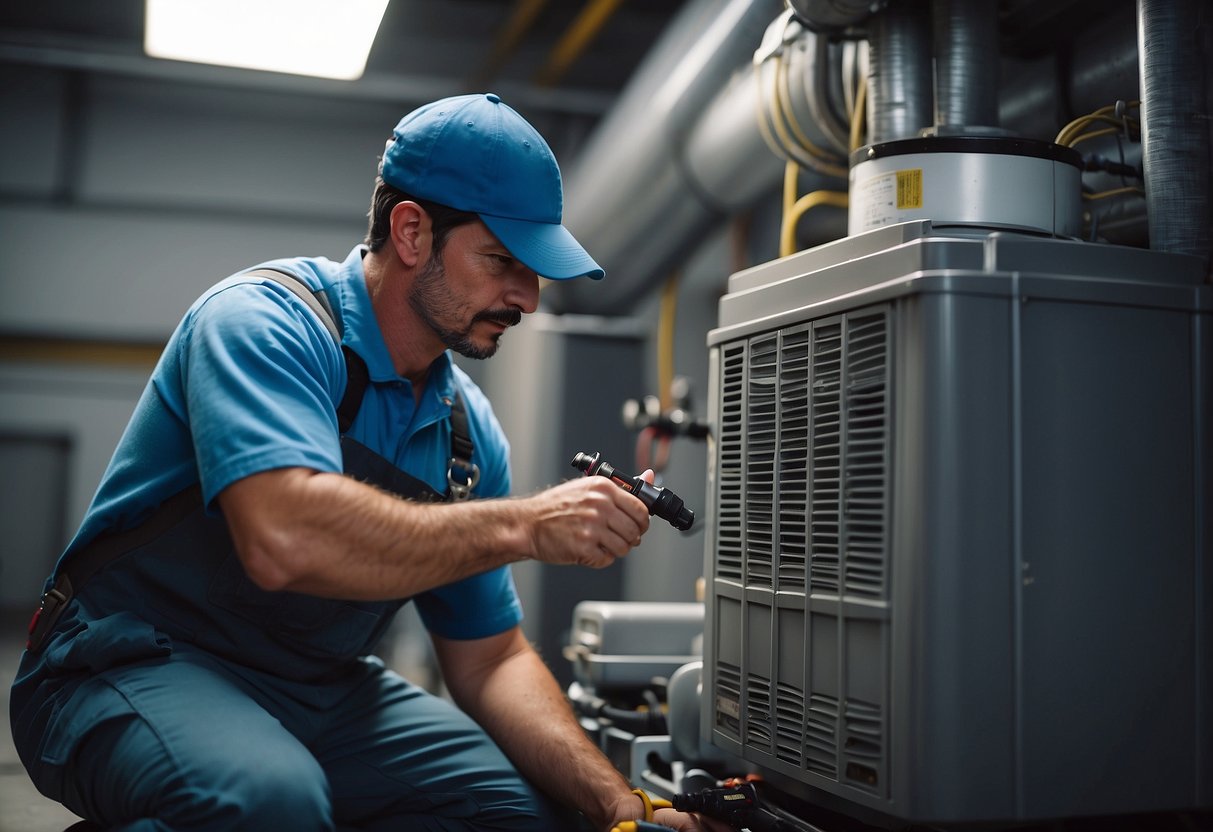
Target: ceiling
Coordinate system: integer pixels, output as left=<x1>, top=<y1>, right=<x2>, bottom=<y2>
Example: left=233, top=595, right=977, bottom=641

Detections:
left=0, top=0, right=690, bottom=153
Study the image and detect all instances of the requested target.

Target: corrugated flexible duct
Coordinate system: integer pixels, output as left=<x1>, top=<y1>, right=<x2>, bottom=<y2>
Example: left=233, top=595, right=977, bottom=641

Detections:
left=931, top=0, right=999, bottom=131
left=867, top=0, right=932, bottom=143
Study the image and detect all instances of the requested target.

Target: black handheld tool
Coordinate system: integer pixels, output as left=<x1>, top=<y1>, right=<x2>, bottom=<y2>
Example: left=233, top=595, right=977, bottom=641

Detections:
left=571, top=451, right=695, bottom=531
left=673, top=782, right=808, bottom=832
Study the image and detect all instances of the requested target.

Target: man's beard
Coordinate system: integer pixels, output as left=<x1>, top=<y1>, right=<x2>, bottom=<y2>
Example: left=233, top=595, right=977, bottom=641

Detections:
left=408, top=252, right=522, bottom=360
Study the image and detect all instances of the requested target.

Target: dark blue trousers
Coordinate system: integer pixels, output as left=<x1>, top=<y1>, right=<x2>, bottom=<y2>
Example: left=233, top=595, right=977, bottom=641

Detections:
left=11, top=602, right=577, bottom=831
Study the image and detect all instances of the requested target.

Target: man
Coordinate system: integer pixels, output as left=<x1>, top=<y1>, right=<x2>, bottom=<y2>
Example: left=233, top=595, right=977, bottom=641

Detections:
left=11, top=94, right=710, bottom=831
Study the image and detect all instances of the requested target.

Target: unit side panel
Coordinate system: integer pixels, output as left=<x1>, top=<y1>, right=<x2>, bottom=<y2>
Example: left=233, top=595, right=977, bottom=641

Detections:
left=1019, top=300, right=1199, bottom=816
left=890, top=292, right=1017, bottom=820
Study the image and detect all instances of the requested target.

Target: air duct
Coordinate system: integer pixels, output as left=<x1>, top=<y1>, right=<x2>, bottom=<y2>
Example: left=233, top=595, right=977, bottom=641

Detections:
left=931, top=0, right=999, bottom=132
left=867, top=0, right=932, bottom=143
left=545, top=0, right=786, bottom=316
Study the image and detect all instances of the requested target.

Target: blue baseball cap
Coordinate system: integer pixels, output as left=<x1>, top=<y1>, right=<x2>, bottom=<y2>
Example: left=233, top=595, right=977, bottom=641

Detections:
left=380, top=93, right=604, bottom=281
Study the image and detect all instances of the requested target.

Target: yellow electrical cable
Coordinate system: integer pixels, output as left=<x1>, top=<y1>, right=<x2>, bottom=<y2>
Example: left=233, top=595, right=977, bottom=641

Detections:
left=754, top=60, right=787, bottom=161
left=1055, top=101, right=1140, bottom=147
left=781, top=189, right=849, bottom=257
left=779, top=160, right=799, bottom=255
left=772, top=14, right=848, bottom=174
left=774, top=48, right=822, bottom=159
left=1082, top=186, right=1145, bottom=201
left=1066, top=126, right=1121, bottom=147
left=849, top=75, right=867, bottom=152
left=753, top=48, right=845, bottom=177
left=765, top=55, right=812, bottom=168
left=1056, top=113, right=1126, bottom=145
left=657, top=273, right=679, bottom=412
left=782, top=159, right=799, bottom=224
left=770, top=54, right=847, bottom=178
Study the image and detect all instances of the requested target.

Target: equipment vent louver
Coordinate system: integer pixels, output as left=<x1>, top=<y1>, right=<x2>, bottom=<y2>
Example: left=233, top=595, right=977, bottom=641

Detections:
left=843, top=697, right=883, bottom=792
left=810, top=322, right=843, bottom=594
left=745, top=334, right=777, bottom=588
left=716, top=660, right=742, bottom=738
left=775, top=681, right=806, bottom=765
left=717, top=343, right=746, bottom=582
left=843, top=313, right=889, bottom=598
left=745, top=673, right=773, bottom=749
left=713, top=304, right=892, bottom=798
left=805, top=692, right=840, bottom=777
left=777, top=327, right=810, bottom=592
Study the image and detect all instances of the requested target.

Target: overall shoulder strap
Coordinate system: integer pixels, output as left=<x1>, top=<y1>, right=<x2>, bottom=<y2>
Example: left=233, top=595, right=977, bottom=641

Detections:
left=246, top=268, right=368, bottom=433
left=245, top=268, right=339, bottom=342
left=446, top=392, right=478, bottom=500
left=246, top=269, right=475, bottom=475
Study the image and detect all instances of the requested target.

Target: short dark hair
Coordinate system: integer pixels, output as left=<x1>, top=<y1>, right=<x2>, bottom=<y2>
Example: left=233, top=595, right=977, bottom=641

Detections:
left=363, top=177, right=478, bottom=254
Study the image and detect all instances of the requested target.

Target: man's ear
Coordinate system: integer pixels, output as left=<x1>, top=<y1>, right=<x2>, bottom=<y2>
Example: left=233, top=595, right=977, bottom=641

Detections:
left=389, top=201, right=431, bottom=268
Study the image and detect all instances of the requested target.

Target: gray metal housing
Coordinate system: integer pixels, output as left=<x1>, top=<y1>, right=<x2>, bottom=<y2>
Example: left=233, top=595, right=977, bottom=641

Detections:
left=701, top=221, right=1212, bottom=822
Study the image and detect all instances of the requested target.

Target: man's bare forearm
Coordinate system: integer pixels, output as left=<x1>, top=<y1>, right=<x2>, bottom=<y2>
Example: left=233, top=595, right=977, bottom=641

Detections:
left=217, top=466, right=652, bottom=601
left=435, top=629, right=643, bottom=831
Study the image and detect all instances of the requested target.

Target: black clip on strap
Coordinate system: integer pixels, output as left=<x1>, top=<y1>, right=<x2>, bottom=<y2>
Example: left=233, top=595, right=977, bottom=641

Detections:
left=446, top=394, right=478, bottom=501
left=26, top=574, right=72, bottom=652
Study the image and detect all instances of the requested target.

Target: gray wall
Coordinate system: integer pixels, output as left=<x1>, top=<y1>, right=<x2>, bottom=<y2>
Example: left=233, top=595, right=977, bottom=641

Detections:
left=0, top=63, right=386, bottom=609
left=1, top=64, right=383, bottom=341
left=0, top=61, right=759, bottom=636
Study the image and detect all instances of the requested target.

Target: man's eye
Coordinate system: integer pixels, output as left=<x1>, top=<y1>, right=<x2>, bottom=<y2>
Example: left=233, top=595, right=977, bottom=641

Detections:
left=491, top=254, right=513, bottom=267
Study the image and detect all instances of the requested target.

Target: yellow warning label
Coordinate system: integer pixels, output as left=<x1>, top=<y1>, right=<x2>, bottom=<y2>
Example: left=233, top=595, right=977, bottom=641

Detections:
left=896, top=169, right=923, bottom=209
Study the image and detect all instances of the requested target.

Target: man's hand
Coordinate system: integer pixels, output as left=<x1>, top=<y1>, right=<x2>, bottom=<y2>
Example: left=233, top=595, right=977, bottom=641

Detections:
left=523, top=469, right=656, bottom=568
left=602, top=792, right=733, bottom=832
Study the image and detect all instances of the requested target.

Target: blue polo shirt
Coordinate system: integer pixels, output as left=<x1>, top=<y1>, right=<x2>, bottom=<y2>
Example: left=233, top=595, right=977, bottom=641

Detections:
left=58, top=246, right=522, bottom=641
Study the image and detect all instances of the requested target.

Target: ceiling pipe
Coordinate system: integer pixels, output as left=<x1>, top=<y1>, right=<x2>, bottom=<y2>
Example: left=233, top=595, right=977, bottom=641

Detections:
left=867, top=0, right=932, bottom=143
left=553, top=0, right=1178, bottom=315
left=931, top=0, right=1000, bottom=131
left=545, top=0, right=786, bottom=315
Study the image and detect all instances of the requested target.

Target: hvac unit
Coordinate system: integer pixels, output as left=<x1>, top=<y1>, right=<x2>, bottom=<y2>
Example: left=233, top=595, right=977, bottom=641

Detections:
left=702, top=219, right=1212, bottom=823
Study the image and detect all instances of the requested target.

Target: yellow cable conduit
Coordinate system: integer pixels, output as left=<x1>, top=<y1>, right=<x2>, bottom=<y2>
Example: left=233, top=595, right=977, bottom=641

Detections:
left=534, top=0, right=626, bottom=87
left=471, top=0, right=550, bottom=88
left=657, top=272, right=679, bottom=412
left=780, top=161, right=848, bottom=257
left=1056, top=101, right=1144, bottom=203
left=752, top=15, right=848, bottom=180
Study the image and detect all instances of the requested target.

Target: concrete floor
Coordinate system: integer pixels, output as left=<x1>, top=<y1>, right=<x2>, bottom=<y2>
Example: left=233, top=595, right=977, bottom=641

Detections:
left=0, top=611, right=85, bottom=832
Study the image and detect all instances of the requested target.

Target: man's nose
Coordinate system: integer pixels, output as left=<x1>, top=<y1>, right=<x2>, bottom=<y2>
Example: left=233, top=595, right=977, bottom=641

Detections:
left=505, top=269, right=540, bottom=315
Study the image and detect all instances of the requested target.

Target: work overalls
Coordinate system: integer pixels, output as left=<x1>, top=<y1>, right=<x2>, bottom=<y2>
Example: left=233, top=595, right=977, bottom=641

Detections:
left=10, top=274, right=577, bottom=832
